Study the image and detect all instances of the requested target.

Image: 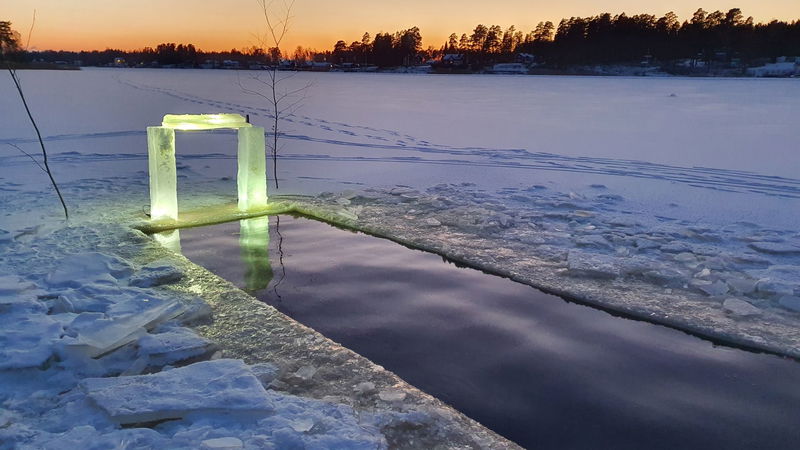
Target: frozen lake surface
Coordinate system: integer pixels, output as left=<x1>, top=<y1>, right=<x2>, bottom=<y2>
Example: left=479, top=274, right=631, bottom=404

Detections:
left=2, top=68, right=798, bottom=228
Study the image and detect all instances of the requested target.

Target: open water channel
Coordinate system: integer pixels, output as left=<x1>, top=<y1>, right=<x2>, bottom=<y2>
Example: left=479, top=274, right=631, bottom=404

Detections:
left=165, top=215, right=800, bottom=449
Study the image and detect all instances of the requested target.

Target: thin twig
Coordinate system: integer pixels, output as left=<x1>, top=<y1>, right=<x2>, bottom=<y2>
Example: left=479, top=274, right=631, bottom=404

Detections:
left=5, top=142, right=47, bottom=173
left=6, top=63, right=69, bottom=219
left=25, top=10, right=36, bottom=51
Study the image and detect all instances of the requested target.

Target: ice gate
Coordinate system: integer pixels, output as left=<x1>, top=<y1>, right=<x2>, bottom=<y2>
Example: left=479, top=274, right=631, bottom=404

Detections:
left=146, top=114, right=267, bottom=221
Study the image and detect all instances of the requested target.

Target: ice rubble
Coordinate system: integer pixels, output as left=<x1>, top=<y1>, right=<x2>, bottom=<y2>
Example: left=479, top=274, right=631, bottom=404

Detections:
left=294, top=182, right=800, bottom=357
left=0, top=214, right=515, bottom=448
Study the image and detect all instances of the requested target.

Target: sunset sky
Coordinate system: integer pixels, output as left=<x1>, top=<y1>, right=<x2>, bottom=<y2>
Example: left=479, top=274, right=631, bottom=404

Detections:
left=6, top=1, right=800, bottom=53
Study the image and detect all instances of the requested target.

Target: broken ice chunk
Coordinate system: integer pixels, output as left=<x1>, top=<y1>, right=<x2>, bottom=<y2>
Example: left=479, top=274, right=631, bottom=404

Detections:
left=778, top=296, right=800, bottom=313
left=62, top=297, right=186, bottom=358
left=690, top=279, right=729, bottom=297
left=46, top=252, right=133, bottom=288
left=722, top=298, right=761, bottom=317
left=0, top=314, right=62, bottom=369
left=566, top=251, right=620, bottom=279
left=129, top=260, right=185, bottom=288
left=748, top=242, right=800, bottom=255
left=0, top=275, right=46, bottom=313
left=201, top=437, right=244, bottom=450
left=138, top=327, right=216, bottom=367
left=378, top=389, right=407, bottom=403
left=81, top=359, right=274, bottom=424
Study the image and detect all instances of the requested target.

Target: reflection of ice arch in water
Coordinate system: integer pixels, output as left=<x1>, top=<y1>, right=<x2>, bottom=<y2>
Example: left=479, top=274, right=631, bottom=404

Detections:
left=147, top=114, right=267, bottom=221
left=240, top=216, right=273, bottom=291
left=156, top=216, right=273, bottom=291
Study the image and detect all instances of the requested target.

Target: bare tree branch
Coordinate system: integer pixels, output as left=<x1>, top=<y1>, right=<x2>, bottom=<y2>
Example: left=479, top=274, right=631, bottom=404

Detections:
left=3, top=12, right=69, bottom=220
left=5, top=142, right=47, bottom=173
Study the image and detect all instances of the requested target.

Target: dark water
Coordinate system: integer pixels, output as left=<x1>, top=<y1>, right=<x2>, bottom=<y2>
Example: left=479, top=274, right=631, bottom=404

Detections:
left=172, top=215, right=800, bottom=450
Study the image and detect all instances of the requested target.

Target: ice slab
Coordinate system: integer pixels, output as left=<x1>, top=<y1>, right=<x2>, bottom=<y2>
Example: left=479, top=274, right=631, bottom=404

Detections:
left=80, top=359, right=274, bottom=424
left=0, top=314, right=62, bottom=370
left=63, top=296, right=185, bottom=358
left=46, top=252, right=133, bottom=288
left=25, top=425, right=167, bottom=450
left=129, top=260, right=185, bottom=288
left=138, top=327, right=215, bottom=366
left=201, top=437, right=244, bottom=449
left=722, top=298, right=761, bottom=317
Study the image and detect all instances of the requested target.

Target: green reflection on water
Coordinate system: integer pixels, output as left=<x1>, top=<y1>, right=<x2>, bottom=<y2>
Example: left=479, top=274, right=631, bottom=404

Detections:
left=239, top=216, right=273, bottom=291
left=154, top=216, right=273, bottom=291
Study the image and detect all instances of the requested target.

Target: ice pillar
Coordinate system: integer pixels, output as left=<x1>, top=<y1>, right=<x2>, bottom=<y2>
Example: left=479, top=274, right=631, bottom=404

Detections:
left=237, top=126, right=268, bottom=211
left=239, top=216, right=272, bottom=291
left=147, top=127, right=178, bottom=221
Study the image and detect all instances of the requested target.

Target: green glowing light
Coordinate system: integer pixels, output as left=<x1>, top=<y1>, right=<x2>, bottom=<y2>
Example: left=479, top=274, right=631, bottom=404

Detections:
left=147, top=114, right=268, bottom=223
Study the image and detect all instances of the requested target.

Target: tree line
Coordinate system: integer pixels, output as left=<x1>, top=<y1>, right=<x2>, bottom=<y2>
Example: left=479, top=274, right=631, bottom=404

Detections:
left=3, top=8, right=800, bottom=69
left=328, top=8, right=799, bottom=68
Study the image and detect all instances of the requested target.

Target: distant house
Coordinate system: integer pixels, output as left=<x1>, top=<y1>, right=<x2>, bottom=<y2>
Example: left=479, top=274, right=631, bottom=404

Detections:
left=441, top=54, right=465, bottom=66
left=113, top=57, right=127, bottom=68
left=489, top=63, right=527, bottom=74
left=308, top=61, right=332, bottom=72
left=222, top=60, right=240, bottom=69
left=747, top=59, right=799, bottom=77
left=432, top=54, right=470, bottom=73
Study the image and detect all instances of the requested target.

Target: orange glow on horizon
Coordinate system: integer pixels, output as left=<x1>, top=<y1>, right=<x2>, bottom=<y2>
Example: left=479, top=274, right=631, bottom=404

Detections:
left=6, top=0, right=800, bottom=54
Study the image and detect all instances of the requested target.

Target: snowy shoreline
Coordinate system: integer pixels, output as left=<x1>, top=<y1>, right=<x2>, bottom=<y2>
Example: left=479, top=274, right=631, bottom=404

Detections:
left=0, top=201, right=518, bottom=448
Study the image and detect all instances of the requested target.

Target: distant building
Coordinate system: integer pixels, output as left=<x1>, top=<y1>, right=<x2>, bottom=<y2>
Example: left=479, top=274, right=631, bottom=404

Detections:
left=747, top=59, right=799, bottom=77
left=113, top=57, right=127, bottom=68
left=489, top=63, right=527, bottom=74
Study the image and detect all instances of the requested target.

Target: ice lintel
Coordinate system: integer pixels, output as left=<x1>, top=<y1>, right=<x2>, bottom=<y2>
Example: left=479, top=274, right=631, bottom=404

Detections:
left=161, top=113, right=252, bottom=131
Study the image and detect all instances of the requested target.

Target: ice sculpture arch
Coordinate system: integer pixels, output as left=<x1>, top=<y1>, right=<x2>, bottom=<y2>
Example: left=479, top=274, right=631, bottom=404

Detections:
left=146, top=114, right=267, bottom=221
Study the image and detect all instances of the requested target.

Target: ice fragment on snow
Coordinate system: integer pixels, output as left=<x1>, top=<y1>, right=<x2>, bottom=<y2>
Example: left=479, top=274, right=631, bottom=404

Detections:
left=378, top=389, right=407, bottom=402
left=0, top=314, right=62, bottom=369
left=0, top=275, right=40, bottom=297
left=423, top=218, right=441, bottom=227
left=129, top=260, right=185, bottom=288
left=354, top=381, right=377, bottom=395
left=288, top=417, right=315, bottom=432
left=81, top=359, right=273, bottom=424
left=778, top=296, right=800, bottom=313
left=690, top=279, right=729, bottom=297
left=748, top=241, right=800, bottom=255
left=293, top=365, right=317, bottom=381
left=250, top=363, right=279, bottom=386
left=756, top=280, right=795, bottom=297
left=201, top=437, right=244, bottom=449
left=138, top=327, right=215, bottom=366
left=566, top=251, right=620, bottom=279
left=722, top=298, right=761, bottom=317
left=63, top=297, right=185, bottom=357
left=46, top=252, right=133, bottom=288
left=574, top=235, right=612, bottom=250
left=726, top=277, right=758, bottom=295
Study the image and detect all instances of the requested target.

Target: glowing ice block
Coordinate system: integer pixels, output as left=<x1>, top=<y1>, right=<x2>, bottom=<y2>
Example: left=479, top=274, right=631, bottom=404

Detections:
left=146, top=113, right=268, bottom=223
left=237, top=126, right=268, bottom=211
left=162, top=113, right=252, bottom=131
left=147, top=127, right=178, bottom=221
